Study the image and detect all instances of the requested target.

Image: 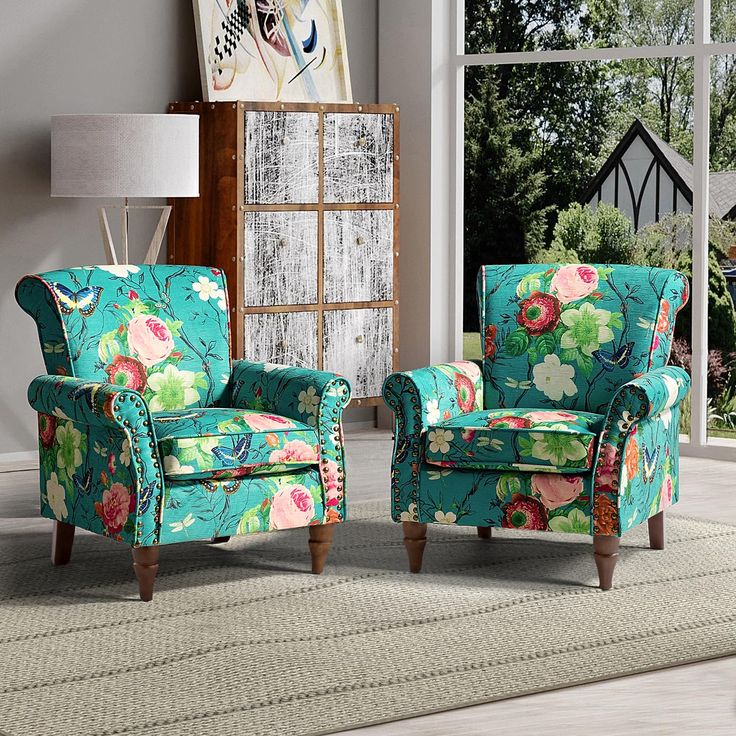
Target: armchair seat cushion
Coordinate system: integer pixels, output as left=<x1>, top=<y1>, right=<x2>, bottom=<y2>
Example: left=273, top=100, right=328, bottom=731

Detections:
left=153, top=408, right=319, bottom=481
left=424, top=408, right=604, bottom=472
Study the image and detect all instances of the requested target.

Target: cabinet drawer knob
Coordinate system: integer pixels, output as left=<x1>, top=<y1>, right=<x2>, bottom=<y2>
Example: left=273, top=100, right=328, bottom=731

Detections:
left=356, top=136, right=367, bottom=147
left=279, top=237, right=289, bottom=247
left=281, top=136, right=290, bottom=145
left=355, top=335, right=364, bottom=344
left=356, top=236, right=366, bottom=245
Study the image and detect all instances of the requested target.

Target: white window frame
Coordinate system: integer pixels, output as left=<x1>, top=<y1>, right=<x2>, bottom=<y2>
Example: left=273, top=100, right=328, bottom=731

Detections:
left=450, top=0, right=736, bottom=460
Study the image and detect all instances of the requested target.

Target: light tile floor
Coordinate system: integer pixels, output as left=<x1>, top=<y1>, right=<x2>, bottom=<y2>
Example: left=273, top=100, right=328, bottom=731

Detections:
left=1, top=429, right=734, bottom=735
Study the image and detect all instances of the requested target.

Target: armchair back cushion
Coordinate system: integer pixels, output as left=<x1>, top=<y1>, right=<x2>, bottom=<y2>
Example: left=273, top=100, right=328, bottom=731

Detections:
left=16, top=265, right=231, bottom=410
left=477, top=264, right=689, bottom=414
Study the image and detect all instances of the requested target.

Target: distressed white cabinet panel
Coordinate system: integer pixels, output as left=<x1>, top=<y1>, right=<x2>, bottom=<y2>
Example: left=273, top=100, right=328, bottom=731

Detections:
left=244, top=312, right=318, bottom=368
left=323, top=210, right=393, bottom=303
left=244, top=111, right=319, bottom=204
left=323, top=308, right=393, bottom=399
left=323, top=113, right=394, bottom=203
left=244, top=211, right=318, bottom=307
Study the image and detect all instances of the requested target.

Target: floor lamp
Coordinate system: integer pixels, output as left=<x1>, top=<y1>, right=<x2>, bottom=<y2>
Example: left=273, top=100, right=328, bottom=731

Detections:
left=50, top=114, right=199, bottom=265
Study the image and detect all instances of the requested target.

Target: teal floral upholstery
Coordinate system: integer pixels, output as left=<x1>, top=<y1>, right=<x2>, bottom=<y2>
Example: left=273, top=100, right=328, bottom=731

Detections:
left=154, top=408, right=318, bottom=480
left=424, top=408, right=603, bottom=472
left=383, top=264, right=690, bottom=543
left=17, top=265, right=351, bottom=557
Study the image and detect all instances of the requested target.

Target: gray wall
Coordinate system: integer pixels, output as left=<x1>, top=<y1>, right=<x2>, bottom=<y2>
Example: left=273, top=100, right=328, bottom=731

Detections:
left=0, top=0, right=377, bottom=457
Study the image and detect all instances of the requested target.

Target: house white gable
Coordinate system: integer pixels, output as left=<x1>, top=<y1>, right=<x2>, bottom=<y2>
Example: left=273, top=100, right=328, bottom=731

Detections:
left=582, top=120, right=693, bottom=230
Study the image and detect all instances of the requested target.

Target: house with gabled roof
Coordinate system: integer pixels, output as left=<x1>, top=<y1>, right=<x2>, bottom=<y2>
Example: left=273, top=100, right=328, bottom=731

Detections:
left=581, top=118, right=736, bottom=230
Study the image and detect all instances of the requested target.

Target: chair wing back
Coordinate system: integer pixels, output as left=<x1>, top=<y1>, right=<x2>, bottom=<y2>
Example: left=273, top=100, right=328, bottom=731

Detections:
left=16, top=264, right=232, bottom=410
left=477, top=263, right=689, bottom=414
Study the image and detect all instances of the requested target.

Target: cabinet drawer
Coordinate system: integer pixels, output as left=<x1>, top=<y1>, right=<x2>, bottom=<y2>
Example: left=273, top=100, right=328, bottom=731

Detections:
left=323, top=210, right=393, bottom=303
left=323, top=308, right=393, bottom=399
left=244, top=212, right=318, bottom=307
left=323, top=113, right=394, bottom=204
left=244, top=111, right=319, bottom=204
left=244, top=311, right=318, bottom=369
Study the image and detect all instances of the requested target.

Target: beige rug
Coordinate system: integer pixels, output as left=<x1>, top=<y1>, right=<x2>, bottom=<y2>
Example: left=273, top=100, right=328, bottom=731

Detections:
left=1, top=501, right=735, bottom=736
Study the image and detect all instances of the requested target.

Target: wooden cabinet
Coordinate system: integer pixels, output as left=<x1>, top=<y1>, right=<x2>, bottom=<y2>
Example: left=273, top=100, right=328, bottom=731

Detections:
left=168, top=101, right=400, bottom=405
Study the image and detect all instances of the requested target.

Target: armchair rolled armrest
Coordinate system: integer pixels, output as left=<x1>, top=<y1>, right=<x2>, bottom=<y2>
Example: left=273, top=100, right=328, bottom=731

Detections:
left=602, top=366, right=690, bottom=432
left=27, top=375, right=163, bottom=547
left=28, top=375, right=152, bottom=430
left=230, top=360, right=351, bottom=425
left=229, top=361, right=351, bottom=523
left=382, top=361, right=482, bottom=522
left=593, top=366, right=690, bottom=510
left=382, top=361, right=483, bottom=435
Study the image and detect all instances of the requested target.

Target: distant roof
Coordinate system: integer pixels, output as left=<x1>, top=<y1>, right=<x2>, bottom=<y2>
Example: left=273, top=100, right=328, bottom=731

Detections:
left=582, top=118, right=736, bottom=219
left=710, top=171, right=736, bottom=218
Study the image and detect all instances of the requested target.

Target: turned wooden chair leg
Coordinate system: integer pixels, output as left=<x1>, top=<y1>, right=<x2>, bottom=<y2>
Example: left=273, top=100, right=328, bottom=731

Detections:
left=477, top=526, right=493, bottom=540
left=209, top=536, right=231, bottom=544
left=593, top=535, right=620, bottom=591
left=308, top=524, right=334, bottom=574
left=648, top=511, right=665, bottom=550
left=51, top=520, right=75, bottom=566
left=403, top=521, right=428, bottom=573
left=132, top=546, right=160, bottom=602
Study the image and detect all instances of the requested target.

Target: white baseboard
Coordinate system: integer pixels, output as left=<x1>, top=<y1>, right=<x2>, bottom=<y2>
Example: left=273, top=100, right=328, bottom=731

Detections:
left=0, top=451, right=38, bottom=472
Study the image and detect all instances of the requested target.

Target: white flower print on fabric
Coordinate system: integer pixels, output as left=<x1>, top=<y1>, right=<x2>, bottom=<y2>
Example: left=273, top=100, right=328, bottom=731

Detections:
left=532, top=354, right=577, bottom=401
left=427, top=429, right=453, bottom=454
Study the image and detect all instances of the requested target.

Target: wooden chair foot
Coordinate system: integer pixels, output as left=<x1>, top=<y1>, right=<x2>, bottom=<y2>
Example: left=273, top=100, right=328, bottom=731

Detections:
left=209, top=536, right=231, bottom=544
left=648, top=511, right=665, bottom=550
left=51, top=520, right=75, bottom=566
left=132, top=546, right=160, bottom=602
left=477, top=526, right=492, bottom=540
left=593, top=535, right=620, bottom=590
left=308, top=524, right=334, bottom=574
left=403, top=521, right=428, bottom=573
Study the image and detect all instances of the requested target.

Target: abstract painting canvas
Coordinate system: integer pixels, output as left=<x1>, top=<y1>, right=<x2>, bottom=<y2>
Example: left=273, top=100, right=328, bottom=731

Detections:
left=193, top=0, right=352, bottom=103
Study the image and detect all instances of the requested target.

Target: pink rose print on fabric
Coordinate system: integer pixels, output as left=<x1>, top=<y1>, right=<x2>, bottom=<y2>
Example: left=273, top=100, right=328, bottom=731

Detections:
left=660, top=473, right=673, bottom=509
left=486, top=415, right=532, bottom=429
left=550, top=265, right=599, bottom=304
left=269, top=484, right=315, bottom=530
left=95, top=482, right=134, bottom=535
left=268, top=439, right=319, bottom=464
left=127, top=315, right=175, bottom=367
left=524, top=410, right=580, bottom=424
left=241, top=413, right=297, bottom=432
left=531, top=473, right=584, bottom=510
left=38, top=413, right=57, bottom=449
left=322, top=459, right=343, bottom=507
left=596, top=443, right=617, bottom=493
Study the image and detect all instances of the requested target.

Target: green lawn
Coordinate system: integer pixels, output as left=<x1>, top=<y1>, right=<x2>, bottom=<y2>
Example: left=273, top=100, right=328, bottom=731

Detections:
left=463, top=332, right=482, bottom=361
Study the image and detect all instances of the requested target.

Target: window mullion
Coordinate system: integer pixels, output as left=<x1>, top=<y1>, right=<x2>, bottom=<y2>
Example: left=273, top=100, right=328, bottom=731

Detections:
left=691, top=0, right=711, bottom=447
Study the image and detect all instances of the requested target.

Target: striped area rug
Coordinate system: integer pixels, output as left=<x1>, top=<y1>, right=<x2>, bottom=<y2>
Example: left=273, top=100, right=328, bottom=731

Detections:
left=1, top=501, right=735, bottom=735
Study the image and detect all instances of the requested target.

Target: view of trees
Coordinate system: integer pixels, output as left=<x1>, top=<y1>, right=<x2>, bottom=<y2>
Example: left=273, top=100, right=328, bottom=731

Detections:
left=464, top=0, right=736, bottom=330
left=464, top=1, right=736, bottom=434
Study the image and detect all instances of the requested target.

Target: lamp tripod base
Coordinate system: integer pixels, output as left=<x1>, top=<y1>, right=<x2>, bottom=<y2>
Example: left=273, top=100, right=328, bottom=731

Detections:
left=98, top=202, right=171, bottom=266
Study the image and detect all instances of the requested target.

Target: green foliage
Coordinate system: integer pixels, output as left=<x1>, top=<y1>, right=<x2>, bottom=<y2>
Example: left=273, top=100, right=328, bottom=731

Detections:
left=464, top=73, right=550, bottom=329
left=594, top=204, right=638, bottom=262
left=532, top=202, right=636, bottom=264
left=638, top=213, right=736, bottom=354
left=504, top=329, right=530, bottom=356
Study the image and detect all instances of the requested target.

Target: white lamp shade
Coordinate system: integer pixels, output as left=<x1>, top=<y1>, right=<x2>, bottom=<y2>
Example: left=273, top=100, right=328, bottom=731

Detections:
left=51, top=114, right=199, bottom=198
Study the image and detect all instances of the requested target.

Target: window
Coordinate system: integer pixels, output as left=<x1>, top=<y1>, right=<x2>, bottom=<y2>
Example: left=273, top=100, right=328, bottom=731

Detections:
left=454, top=0, right=736, bottom=457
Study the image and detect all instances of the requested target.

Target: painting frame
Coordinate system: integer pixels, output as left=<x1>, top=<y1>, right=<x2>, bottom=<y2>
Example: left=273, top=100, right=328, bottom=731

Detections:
left=192, top=0, right=353, bottom=104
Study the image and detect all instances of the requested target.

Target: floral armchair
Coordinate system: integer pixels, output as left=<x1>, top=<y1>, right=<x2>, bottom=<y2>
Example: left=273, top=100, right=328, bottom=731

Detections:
left=16, top=265, right=350, bottom=600
left=383, top=264, right=690, bottom=589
